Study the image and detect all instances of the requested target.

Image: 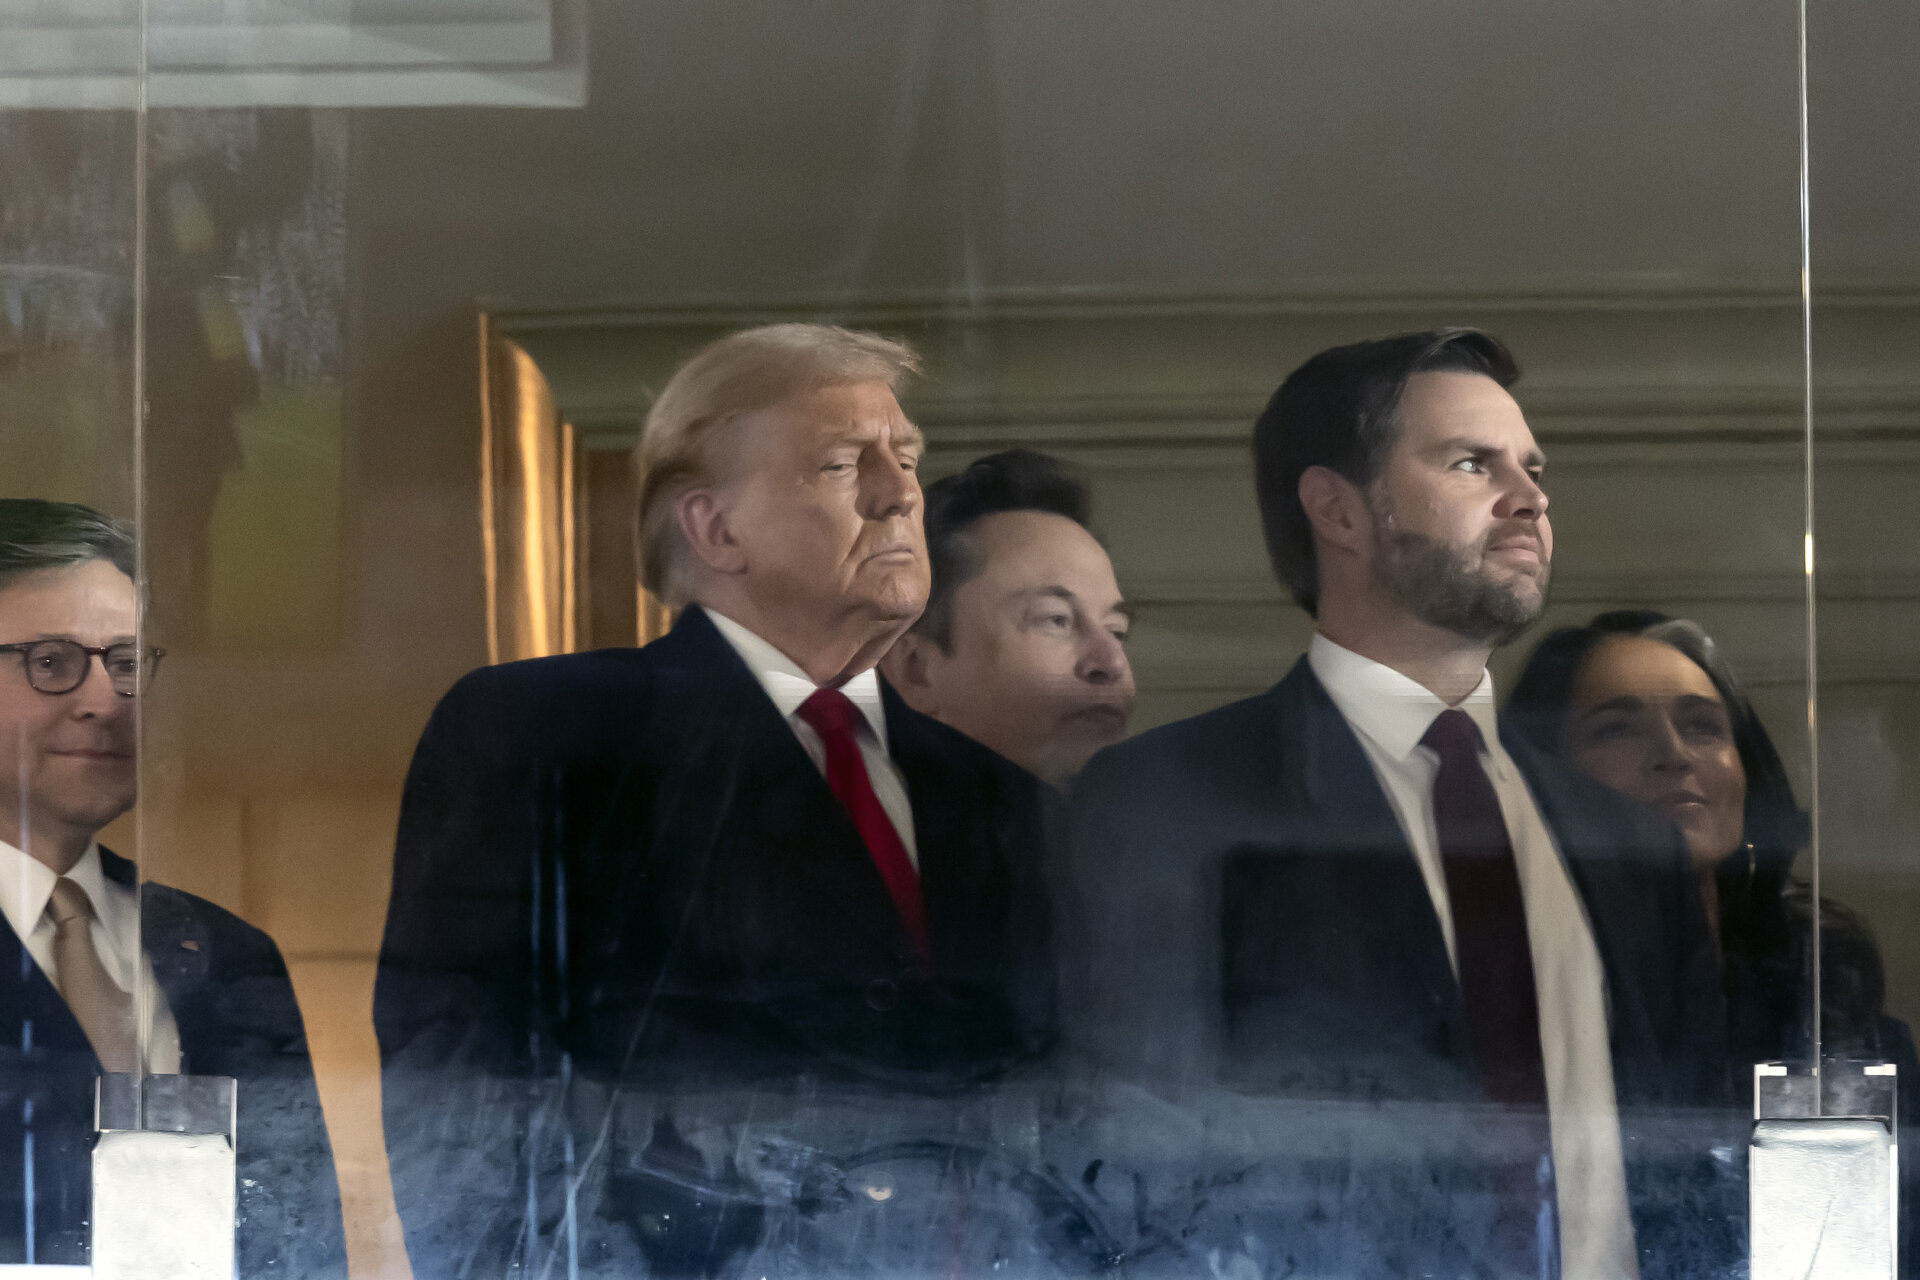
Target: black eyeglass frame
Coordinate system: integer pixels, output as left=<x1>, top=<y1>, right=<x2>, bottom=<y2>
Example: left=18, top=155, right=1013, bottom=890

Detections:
left=0, top=641, right=167, bottom=696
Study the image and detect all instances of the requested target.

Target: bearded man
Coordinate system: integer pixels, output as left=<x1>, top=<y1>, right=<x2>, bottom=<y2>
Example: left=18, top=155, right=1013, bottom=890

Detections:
left=1060, top=330, right=1729, bottom=1280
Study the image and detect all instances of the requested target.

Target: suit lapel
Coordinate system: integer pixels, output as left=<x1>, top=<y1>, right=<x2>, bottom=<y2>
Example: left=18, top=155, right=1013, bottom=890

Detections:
left=0, top=917, right=99, bottom=1066
left=1277, top=660, right=1466, bottom=1024
left=0, top=917, right=98, bottom=1265
left=642, top=608, right=920, bottom=966
left=1282, top=660, right=1409, bottom=844
left=884, top=680, right=1004, bottom=970
left=97, top=850, right=216, bottom=1072
left=1500, top=738, right=1662, bottom=1055
left=103, top=846, right=207, bottom=1000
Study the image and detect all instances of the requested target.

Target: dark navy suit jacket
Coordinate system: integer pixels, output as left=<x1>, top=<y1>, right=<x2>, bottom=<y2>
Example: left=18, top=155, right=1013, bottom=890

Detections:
left=1063, top=658, right=1734, bottom=1278
left=375, top=606, right=1055, bottom=1277
left=0, top=848, right=345, bottom=1276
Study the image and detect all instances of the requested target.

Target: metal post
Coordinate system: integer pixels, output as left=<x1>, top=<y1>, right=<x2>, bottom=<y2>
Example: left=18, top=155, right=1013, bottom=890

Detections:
left=1751, top=1062, right=1898, bottom=1279
left=91, top=1074, right=237, bottom=1280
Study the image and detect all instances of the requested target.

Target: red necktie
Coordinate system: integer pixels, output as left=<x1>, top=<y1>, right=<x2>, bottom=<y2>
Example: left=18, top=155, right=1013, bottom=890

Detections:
left=796, top=687, right=930, bottom=960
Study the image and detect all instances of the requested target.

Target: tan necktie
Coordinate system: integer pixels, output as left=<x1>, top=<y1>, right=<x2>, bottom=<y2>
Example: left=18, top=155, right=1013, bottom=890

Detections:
left=46, top=877, right=138, bottom=1073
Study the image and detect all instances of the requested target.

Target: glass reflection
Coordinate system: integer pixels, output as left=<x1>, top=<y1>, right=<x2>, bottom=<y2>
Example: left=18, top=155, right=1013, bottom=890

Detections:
left=0, top=501, right=343, bottom=1273
left=0, top=91, right=144, bottom=1271
left=376, top=325, right=1060, bottom=1276
left=15, top=0, right=1915, bottom=1275
left=1059, top=331, right=1736, bottom=1279
left=881, top=449, right=1136, bottom=792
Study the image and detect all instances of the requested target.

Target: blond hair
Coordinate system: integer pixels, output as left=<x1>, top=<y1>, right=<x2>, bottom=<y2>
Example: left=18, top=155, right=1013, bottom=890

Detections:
left=634, top=323, right=922, bottom=605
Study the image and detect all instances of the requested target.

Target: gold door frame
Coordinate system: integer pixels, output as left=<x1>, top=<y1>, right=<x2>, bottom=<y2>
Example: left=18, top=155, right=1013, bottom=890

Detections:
left=478, top=311, right=671, bottom=663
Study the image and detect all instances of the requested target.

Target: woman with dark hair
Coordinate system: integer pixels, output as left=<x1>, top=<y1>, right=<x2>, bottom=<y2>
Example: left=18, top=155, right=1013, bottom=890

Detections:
left=1505, top=609, right=1914, bottom=1083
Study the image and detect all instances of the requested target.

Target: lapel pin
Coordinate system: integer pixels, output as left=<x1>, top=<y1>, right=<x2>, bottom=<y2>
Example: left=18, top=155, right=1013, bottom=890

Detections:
left=181, top=940, right=200, bottom=951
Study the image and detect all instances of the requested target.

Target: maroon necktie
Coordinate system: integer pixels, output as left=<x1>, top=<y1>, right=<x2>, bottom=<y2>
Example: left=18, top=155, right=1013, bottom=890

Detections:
left=1424, top=709, right=1557, bottom=1275
left=797, top=687, right=930, bottom=960
left=1423, top=709, right=1547, bottom=1104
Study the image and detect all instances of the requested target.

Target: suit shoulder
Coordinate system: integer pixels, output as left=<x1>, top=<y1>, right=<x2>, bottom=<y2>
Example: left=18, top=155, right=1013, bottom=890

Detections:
left=895, top=698, right=1005, bottom=769
left=422, top=648, right=664, bottom=753
left=1079, top=687, right=1286, bottom=795
left=437, top=647, right=657, bottom=709
left=142, top=883, right=286, bottom=967
left=891, top=697, right=1045, bottom=795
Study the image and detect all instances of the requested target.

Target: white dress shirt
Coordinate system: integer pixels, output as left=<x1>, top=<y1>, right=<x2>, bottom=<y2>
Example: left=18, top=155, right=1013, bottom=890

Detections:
left=708, top=610, right=919, bottom=868
left=0, top=838, right=183, bottom=1074
left=1308, top=633, right=1639, bottom=1280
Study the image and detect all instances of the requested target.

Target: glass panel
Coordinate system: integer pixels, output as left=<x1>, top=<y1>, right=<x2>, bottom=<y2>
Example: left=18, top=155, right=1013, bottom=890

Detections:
left=134, top=101, right=352, bottom=1277
left=107, top=2, right=1850, bottom=1277
left=1806, top=0, right=1920, bottom=1262
left=0, top=10, right=143, bottom=1267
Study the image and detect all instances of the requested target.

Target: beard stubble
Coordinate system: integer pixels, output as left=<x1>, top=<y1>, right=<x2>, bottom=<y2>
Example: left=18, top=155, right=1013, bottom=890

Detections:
left=1369, top=503, right=1550, bottom=646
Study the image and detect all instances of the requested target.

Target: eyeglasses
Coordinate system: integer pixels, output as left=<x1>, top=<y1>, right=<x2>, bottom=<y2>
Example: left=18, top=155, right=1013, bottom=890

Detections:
left=0, top=641, right=166, bottom=696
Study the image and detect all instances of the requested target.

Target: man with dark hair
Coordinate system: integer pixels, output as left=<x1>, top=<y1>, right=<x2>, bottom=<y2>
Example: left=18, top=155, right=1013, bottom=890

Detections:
left=882, top=448, right=1133, bottom=790
left=1065, top=332, right=1726, bottom=1277
left=1255, top=328, right=1523, bottom=623
left=0, top=499, right=344, bottom=1275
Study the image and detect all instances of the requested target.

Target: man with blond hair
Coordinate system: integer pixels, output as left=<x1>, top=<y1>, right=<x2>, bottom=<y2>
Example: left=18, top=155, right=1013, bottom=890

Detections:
left=375, top=324, right=1055, bottom=1279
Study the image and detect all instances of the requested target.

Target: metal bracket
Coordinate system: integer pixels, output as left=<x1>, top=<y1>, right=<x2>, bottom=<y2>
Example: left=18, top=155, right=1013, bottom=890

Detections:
left=1751, top=1062, right=1898, bottom=1280
left=91, top=1073, right=238, bottom=1280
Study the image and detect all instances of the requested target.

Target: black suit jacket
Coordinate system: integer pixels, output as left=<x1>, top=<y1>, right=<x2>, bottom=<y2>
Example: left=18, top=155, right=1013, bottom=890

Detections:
left=375, top=606, right=1054, bottom=1278
left=1063, top=659, right=1733, bottom=1278
left=0, top=849, right=345, bottom=1276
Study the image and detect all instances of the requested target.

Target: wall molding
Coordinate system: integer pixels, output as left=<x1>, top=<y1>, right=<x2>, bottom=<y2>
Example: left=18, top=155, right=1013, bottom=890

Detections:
left=496, top=287, right=1920, bottom=450
left=1122, top=572, right=1920, bottom=610
left=1137, top=662, right=1914, bottom=697
left=487, top=279, right=1920, bottom=327
left=488, top=290, right=1920, bottom=717
left=0, top=0, right=587, bottom=109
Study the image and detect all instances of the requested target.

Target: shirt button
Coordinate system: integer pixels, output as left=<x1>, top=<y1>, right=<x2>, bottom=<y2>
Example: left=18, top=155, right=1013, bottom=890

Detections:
left=865, top=979, right=900, bottom=1012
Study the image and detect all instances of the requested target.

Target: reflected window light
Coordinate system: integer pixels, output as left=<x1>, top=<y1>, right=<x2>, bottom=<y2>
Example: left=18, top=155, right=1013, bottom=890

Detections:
left=0, top=0, right=586, bottom=109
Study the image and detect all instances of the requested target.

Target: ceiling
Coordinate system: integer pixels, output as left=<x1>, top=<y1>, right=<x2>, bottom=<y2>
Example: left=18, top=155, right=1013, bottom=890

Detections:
left=347, top=0, right=1920, bottom=312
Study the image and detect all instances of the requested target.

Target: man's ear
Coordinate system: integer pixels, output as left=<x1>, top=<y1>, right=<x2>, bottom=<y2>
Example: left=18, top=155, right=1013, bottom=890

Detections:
left=879, top=630, right=942, bottom=714
left=676, top=487, right=748, bottom=575
left=1298, top=465, right=1370, bottom=556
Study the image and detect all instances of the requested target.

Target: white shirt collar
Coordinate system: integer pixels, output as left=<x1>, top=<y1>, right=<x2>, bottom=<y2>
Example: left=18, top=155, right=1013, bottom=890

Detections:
left=1307, top=632, right=1500, bottom=762
left=706, top=609, right=890, bottom=746
left=0, top=839, right=122, bottom=946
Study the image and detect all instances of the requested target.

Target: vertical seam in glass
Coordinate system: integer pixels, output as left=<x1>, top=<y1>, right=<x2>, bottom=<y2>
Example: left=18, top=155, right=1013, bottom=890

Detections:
left=130, top=0, right=152, bottom=1089
left=1797, top=0, right=1823, bottom=1094
left=479, top=314, right=503, bottom=666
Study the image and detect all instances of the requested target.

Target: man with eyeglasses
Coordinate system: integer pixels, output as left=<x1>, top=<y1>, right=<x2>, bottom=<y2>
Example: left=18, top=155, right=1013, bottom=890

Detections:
left=0, top=499, right=345, bottom=1276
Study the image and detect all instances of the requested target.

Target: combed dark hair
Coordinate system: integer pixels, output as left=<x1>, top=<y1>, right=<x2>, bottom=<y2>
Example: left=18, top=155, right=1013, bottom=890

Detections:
left=914, top=449, right=1093, bottom=650
left=1253, top=328, right=1519, bottom=616
left=0, top=499, right=135, bottom=589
